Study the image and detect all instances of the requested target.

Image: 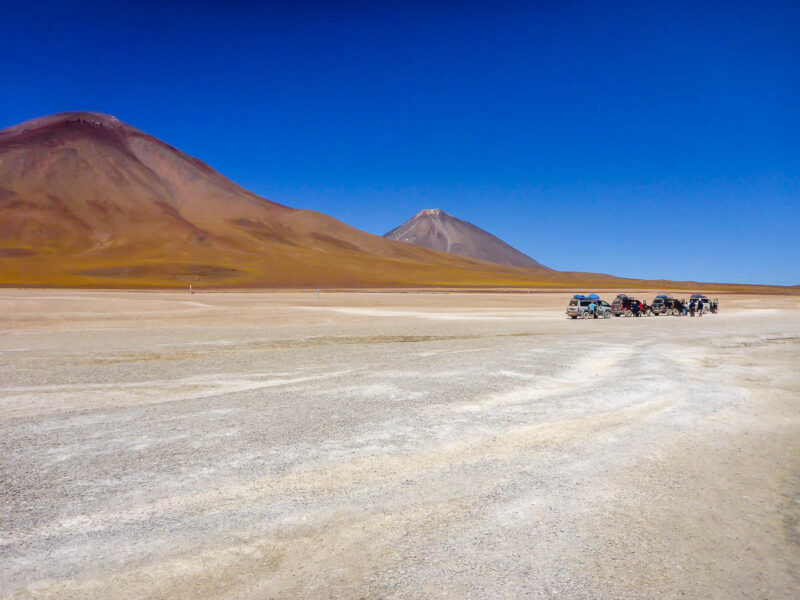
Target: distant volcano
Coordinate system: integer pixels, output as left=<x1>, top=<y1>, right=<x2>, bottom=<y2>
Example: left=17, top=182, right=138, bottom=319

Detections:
left=384, top=209, right=549, bottom=270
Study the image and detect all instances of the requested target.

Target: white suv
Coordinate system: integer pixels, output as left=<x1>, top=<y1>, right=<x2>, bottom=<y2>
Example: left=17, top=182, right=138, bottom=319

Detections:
left=566, top=297, right=612, bottom=319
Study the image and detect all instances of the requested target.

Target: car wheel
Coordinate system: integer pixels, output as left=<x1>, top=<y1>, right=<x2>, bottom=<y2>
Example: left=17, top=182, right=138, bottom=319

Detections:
left=603, top=311, right=611, bottom=319
left=625, top=309, right=632, bottom=317
left=570, top=315, right=577, bottom=319
left=582, top=312, right=591, bottom=319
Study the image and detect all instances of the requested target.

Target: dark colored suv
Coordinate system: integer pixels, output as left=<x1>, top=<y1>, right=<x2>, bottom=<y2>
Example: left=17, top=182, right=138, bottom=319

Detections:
left=651, top=295, right=672, bottom=315
left=611, top=294, right=638, bottom=317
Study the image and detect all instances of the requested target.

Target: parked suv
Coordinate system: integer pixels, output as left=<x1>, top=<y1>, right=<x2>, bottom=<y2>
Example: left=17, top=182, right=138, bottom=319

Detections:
left=651, top=295, right=672, bottom=315
left=690, top=294, right=712, bottom=312
left=611, top=294, right=639, bottom=317
left=566, top=295, right=612, bottom=319
left=654, top=296, right=685, bottom=316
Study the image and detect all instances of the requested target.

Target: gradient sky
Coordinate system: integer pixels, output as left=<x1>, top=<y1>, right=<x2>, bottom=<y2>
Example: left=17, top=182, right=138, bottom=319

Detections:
left=2, top=1, right=798, bottom=284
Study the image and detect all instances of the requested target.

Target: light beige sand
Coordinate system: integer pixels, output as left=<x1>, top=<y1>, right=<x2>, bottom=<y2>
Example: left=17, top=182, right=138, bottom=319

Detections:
left=1, top=290, right=798, bottom=599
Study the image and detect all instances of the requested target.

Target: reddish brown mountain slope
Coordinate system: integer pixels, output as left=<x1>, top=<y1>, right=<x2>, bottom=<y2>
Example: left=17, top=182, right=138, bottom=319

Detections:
left=385, top=209, right=549, bottom=269
left=0, top=112, right=565, bottom=288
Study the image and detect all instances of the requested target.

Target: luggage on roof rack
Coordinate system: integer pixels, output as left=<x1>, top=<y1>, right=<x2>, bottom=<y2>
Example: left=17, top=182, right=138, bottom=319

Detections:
left=588, top=293, right=600, bottom=299
left=573, top=294, right=586, bottom=300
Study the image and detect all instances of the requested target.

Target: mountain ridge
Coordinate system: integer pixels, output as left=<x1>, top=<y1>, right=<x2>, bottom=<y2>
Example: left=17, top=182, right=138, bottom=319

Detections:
left=1, top=112, right=794, bottom=293
left=0, top=112, right=563, bottom=288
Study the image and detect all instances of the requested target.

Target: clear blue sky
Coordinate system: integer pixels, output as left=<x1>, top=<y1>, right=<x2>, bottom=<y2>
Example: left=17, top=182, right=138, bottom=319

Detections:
left=2, top=1, right=798, bottom=285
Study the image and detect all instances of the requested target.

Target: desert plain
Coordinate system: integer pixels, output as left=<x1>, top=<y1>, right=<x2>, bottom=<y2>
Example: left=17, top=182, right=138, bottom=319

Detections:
left=1, top=289, right=799, bottom=599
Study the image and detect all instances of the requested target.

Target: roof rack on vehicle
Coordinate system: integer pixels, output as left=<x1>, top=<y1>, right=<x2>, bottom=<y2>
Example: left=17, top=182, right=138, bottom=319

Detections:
left=573, top=294, right=587, bottom=300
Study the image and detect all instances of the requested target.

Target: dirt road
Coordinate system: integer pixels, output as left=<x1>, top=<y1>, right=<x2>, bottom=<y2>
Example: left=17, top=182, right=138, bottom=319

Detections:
left=1, top=290, right=798, bottom=598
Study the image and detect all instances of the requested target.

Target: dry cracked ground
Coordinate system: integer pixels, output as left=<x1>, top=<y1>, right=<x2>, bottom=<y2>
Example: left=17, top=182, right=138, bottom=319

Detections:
left=1, top=290, right=799, bottom=599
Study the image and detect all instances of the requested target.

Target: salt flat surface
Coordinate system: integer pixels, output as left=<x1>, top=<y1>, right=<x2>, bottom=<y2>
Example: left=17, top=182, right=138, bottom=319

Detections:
left=0, top=290, right=798, bottom=599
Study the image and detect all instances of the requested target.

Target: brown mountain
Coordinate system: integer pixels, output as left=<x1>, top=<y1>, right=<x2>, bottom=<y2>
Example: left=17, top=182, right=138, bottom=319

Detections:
left=384, top=209, right=549, bottom=269
left=0, top=112, right=564, bottom=288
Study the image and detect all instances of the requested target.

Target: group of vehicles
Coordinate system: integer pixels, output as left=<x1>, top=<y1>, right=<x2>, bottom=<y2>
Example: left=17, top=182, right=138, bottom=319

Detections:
left=566, top=293, right=719, bottom=319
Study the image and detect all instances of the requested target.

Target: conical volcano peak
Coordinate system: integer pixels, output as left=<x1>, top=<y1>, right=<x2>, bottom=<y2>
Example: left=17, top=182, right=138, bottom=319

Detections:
left=385, top=209, right=550, bottom=270
left=0, top=112, right=149, bottom=155
left=416, top=208, right=445, bottom=217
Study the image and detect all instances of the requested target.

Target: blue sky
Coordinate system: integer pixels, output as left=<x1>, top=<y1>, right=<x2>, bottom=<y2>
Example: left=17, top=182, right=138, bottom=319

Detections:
left=2, top=1, right=798, bottom=284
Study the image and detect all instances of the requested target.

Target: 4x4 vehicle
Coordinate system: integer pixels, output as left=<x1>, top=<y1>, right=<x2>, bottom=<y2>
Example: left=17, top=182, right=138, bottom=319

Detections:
left=651, top=295, right=672, bottom=315
left=611, top=294, right=639, bottom=317
left=690, top=294, right=712, bottom=312
left=566, top=295, right=612, bottom=319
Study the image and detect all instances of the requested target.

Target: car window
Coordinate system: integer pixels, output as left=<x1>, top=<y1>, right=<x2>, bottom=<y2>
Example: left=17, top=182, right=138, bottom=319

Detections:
left=569, top=299, right=577, bottom=306
left=580, top=301, right=590, bottom=307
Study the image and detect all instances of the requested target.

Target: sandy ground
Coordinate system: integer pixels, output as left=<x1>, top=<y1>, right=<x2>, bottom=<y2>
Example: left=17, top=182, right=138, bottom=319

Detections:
left=1, top=289, right=799, bottom=599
